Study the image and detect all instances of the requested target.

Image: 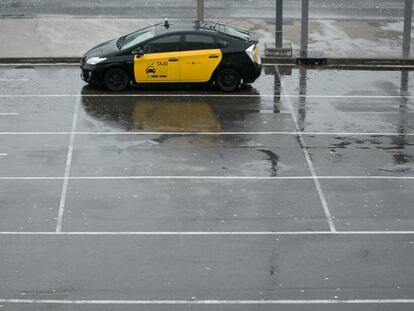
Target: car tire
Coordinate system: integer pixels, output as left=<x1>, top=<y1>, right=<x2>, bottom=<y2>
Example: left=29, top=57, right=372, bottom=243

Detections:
left=216, top=68, right=241, bottom=92
left=104, top=68, right=130, bottom=91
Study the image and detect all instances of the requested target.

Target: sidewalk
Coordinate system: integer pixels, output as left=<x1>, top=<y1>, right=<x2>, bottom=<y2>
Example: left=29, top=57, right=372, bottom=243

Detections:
left=0, top=17, right=413, bottom=61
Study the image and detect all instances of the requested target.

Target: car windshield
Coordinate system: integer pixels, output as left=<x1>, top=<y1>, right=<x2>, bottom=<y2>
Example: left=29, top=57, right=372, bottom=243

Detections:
left=120, top=25, right=158, bottom=50
left=215, top=23, right=250, bottom=41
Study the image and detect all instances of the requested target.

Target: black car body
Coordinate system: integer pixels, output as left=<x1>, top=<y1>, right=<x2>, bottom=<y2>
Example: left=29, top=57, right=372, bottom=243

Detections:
left=80, top=20, right=262, bottom=91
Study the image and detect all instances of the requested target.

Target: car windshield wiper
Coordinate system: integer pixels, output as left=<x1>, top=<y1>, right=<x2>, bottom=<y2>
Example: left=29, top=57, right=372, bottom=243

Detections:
left=116, top=36, right=126, bottom=49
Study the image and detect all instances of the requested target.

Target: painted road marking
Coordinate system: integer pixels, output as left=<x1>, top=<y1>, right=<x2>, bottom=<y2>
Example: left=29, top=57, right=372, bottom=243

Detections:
left=0, top=176, right=413, bottom=180
left=0, top=79, right=28, bottom=82
left=0, top=131, right=413, bottom=136
left=55, top=102, right=79, bottom=233
left=0, top=299, right=413, bottom=305
left=0, top=94, right=413, bottom=99
left=0, top=113, right=19, bottom=116
left=0, top=231, right=414, bottom=235
left=278, top=68, right=336, bottom=232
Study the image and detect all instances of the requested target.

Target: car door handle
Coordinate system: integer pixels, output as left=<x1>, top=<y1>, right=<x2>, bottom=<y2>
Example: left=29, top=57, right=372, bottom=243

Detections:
left=209, top=55, right=219, bottom=58
left=168, top=58, right=179, bottom=62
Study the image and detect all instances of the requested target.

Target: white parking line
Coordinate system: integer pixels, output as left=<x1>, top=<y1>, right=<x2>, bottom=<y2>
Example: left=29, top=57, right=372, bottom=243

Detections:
left=0, top=153, right=8, bottom=156
left=55, top=102, right=79, bottom=233
left=0, top=231, right=414, bottom=235
left=0, top=131, right=413, bottom=136
left=0, top=113, right=19, bottom=116
left=278, top=68, right=336, bottom=232
left=0, top=176, right=413, bottom=180
left=0, top=299, right=413, bottom=305
left=0, top=79, right=28, bottom=82
left=0, top=94, right=413, bottom=98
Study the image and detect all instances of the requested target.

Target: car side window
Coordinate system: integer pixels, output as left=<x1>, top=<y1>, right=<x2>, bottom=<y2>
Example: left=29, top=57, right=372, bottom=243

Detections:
left=183, top=34, right=218, bottom=51
left=143, top=35, right=181, bottom=54
left=216, top=39, right=229, bottom=49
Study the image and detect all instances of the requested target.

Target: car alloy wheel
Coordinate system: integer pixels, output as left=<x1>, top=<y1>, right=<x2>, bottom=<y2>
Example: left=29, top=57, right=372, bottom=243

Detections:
left=216, top=68, right=241, bottom=92
left=104, top=68, right=130, bottom=91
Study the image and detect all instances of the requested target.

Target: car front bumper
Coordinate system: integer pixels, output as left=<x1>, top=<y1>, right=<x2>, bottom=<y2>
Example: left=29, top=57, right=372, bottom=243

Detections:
left=80, top=62, right=105, bottom=86
left=243, top=63, right=262, bottom=84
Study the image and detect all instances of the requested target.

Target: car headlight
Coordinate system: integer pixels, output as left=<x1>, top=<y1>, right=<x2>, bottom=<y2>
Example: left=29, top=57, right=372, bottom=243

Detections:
left=86, top=57, right=107, bottom=65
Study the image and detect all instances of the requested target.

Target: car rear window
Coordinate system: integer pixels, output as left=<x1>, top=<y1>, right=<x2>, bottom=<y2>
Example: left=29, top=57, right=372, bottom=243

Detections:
left=216, top=24, right=250, bottom=41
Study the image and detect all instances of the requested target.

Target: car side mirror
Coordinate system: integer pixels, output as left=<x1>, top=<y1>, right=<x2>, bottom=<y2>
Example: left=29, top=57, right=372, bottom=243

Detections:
left=132, top=48, right=144, bottom=57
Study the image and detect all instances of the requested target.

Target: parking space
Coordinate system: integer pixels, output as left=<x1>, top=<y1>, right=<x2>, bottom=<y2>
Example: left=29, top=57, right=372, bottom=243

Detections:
left=70, top=134, right=309, bottom=177
left=0, top=180, right=61, bottom=231
left=321, top=179, right=414, bottom=231
left=303, top=135, right=414, bottom=176
left=0, top=134, right=69, bottom=177
left=77, top=94, right=294, bottom=133
left=63, top=179, right=327, bottom=232
left=0, top=97, right=76, bottom=132
left=1, top=235, right=413, bottom=301
left=0, top=65, right=414, bottom=309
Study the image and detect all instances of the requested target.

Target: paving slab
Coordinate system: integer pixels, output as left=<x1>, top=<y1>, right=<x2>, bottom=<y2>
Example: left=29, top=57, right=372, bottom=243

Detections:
left=0, top=17, right=413, bottom=59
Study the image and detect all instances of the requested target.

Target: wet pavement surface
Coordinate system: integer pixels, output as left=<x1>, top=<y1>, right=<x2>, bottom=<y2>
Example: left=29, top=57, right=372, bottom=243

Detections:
left=0, top=0, right=408, bottom=19
left=0, top=65, right=414, bottom=310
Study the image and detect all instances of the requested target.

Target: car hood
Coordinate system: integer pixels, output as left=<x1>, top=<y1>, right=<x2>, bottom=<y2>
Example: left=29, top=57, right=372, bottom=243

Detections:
left=83, top=38, right=119, bottom=59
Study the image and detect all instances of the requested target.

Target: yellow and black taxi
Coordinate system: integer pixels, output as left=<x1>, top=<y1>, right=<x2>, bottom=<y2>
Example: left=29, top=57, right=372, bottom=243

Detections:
left=80, top=19, right=261, bottom=92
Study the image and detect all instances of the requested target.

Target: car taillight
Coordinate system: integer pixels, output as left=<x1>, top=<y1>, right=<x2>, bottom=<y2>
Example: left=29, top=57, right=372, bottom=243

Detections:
left=245, top=45, right=261, bottom=65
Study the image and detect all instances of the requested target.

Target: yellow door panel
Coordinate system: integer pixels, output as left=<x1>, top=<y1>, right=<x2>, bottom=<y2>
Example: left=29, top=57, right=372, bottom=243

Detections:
left=179, top=49, right=222, bottom=82
left=134, top=52, right=180, bottom=83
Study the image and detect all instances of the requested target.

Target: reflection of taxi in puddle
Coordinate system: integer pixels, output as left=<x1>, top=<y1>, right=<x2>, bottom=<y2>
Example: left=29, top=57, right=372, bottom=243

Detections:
left=133, top=101, right=221, bottom=132
left=80, top=19, right=261, bottom=92
left=81, top=90, right=221, bottom=132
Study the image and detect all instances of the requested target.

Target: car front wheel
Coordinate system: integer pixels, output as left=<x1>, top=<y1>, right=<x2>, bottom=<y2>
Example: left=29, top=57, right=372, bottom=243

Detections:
left=104, top=68, right=130, bottom=91
left=216, top=68, right=241, bottom=92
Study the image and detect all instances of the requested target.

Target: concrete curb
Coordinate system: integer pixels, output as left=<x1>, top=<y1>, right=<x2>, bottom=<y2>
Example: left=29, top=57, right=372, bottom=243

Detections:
left=0, top=57, right=81, bottom=64
left=1, top=57, right=414, bottom=69
left=262, top=56, right=414, bottom=68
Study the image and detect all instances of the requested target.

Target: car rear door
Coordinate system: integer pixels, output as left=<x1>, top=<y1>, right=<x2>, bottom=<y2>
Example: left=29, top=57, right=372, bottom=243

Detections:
left=134, top=34, right=181, bottom=83
left=179, top=34, right=222, bottom=82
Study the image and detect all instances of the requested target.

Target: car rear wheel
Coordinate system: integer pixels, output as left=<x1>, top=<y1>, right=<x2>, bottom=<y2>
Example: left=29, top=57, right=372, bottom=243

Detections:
left=104, top=68, right=130, bottom=91
left=216, top=68, right=241, bottom=92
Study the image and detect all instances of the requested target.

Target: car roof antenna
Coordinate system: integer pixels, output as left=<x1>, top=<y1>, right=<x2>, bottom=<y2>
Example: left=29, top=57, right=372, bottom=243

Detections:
left=164, top=18, right=169, bottom=28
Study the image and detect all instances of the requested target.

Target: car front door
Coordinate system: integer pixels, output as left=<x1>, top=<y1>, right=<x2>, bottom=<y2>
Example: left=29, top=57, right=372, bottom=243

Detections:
left=179, top=34, right=223, bottom=82
left=134, top=34, right=181, bottom=83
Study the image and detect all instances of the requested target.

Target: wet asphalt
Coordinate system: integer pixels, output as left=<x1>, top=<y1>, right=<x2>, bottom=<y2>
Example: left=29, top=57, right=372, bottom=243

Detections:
left=0, top=65, right=414, bottom=310
left=0, top=0, right=409, bottom=19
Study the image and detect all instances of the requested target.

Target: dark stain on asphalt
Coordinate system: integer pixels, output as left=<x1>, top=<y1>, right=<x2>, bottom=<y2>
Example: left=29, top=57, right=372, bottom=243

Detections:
left=258, top=149, right=280, bottom=177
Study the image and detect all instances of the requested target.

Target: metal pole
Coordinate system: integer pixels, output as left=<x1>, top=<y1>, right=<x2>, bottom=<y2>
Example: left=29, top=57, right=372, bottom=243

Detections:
left=402, top=0, right=413, bottom=54
left=197, top=0, right=204, bottom=22
left=275, top=0, right=283, bottom=48
left=300, top=0, right=309, bottom=57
